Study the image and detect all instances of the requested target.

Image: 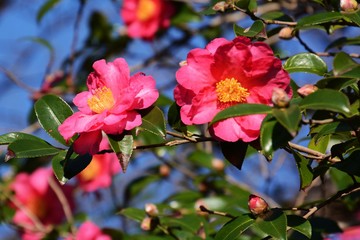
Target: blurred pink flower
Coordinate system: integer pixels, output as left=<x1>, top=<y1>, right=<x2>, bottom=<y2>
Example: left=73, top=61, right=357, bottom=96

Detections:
left=121, top=0, right=174, bottom=39
left=325, top=225, right=360, bottom=240
left=174, top=36, right=291, bottom=142
left=77, top=153, right=121, bottom=192
left=66, top=221, right=111, bottom=240
left=10, top=168, right=74, bottom=240
left=58, top=58, right=159, bottom=155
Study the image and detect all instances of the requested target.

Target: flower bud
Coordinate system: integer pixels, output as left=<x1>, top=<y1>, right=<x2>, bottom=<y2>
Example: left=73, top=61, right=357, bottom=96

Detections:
left=297, top=84, right=318, bottom=97
left=248, top=194, right=269, bottom=216
left=159, top=164, right=171, bottom=177
left=272, top=87, right=290, bottom=108
left=212, top=158, right=225, bottom=172
left=145, top=203, right=159, bottom=217
left=179, top=60, right=187, bottom=67
left=212, top=1, right=229, bottom=12
left=278, top=27, right=295, bottom=40
left=141, top=216, right=159, bottom=231
left=340, top=0, right=358, bottom=12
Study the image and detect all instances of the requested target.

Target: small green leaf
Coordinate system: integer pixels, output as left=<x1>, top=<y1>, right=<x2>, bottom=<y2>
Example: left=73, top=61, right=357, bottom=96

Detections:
left=297, top=12, right=344, bottom=28
left=161, top=215, right=203, bottom=233
left=124, top=175, right=161, bottom=200
left=52, top=151, right=67, bottom=183
left=233, top=20, right=266, bottom=38
left=334, top=150, right=360, bottom=176
left=325, top=36, right=360, bottom=51
left=260, top=11, right=294, bottom=22
left=287, top=215, right=312, bottom=239
left=342, top=9, right=360, bottom=26
left=8, top=139, right=60, bottom=159
left=313, top=121, right=353, bottom=144
left=220, top=141, right=248, bottom=170
left=272, top=105, right=301, bottom=137
left=333, top=52, right=360, bottom=77
left=215, top=214, right=255, bottom=240
left=34, top=95, right=74, bottom=146
left=108, top=134, right=134, bottom=173
left=210, top=104, right=272, bottom=126
left=37, top=0, right=61, bottom=23
left=138, top=106, right=166, bottom=138
left=171, top=3, right=201, bottom=24
left=188, top=150, right=213, bottom=169
left=291, top=149, right=314, bottom=189
left=316, top=77, right=359, bottom=90
left=299, top=89, right=351, bottom=115
left=119, top=208, right=146, bottom=222
left=284, top=53, right=327, bottom=76
left=168, top=102, right=187, bottom=133
left=0, top=132, right=45, bottom=145
left=254, top=209, right=287, bottom=240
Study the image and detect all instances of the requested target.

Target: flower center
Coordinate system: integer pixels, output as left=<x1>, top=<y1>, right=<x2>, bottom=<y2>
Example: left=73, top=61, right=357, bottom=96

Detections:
left=78, top=156, right=101, bottom=182
left=87, top=86, right=115, bottom=114
left=137, top=0, right=156, bottom=21
left=27, top=197, right=47, bottom=219
left=216, top=78, right=249, bottom=104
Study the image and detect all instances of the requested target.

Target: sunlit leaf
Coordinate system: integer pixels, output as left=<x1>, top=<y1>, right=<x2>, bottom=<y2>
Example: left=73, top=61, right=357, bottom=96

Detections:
left=284, top=53, right=327, bottom=75
left=0, top=132, right=45, bottom=145
left=254, top=209, right=287, bottom=240
left=138, top=106, right=166, bottom=138
left=291, top=149, right=314, bottom=189
left=233, top=20, right=266, bottom=38
left=119, top=208, right=146, bottom=222
left=108, top=134, right=134, bottom=173
left=287, top=215, right=312, bottom=238
left=8, top=139, right=60, bottom=159
left=37, top=0, right=61, bottom=23
left=333, top=52, right=360, bottom=77
left=297, top=12, right=344, bottom=28
left=272, top=105, right=301, bottom=137
left=342, top=9, right=360, bottom=26
left=215, top=214, right=255, bottom=240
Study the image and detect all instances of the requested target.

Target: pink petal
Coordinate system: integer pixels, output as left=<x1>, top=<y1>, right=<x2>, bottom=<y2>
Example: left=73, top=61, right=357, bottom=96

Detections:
left=130, top=73, right=159, bottom=109
left=73, top=91, right=92, bottom=114
left=73, top=131, right=103, bottom=155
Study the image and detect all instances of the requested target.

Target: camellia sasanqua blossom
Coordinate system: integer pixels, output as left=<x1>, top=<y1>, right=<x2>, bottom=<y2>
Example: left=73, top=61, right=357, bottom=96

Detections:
left=120, top=0, right=174, bottom=39
left=58, top=58, right=159, bottom=155
left=77, top=153, right=121, bottom=192
left=174, top=36, right=292, bottom=142
left=9, top=168, right=74, bottom=240
left=66, top=221, right=111, bottom=240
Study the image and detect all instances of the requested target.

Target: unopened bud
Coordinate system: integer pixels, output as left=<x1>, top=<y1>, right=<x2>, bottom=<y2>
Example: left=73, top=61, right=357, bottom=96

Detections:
left=145, top=203, right=159, bottom=217
left=212, top=1, right=229, bottom=12
left=272, top=88, right=290, bottom=108
left=340, top=0, right=358, bottom=12
left=141, top=216, right=158, bottom=231
left=248, top=194, right=269, bottom=216
left=278, top=27, right=295, bottom=40
left=159, top=164, right=171, bottom=177
left=297, top=84, right=318, bottom=97
left=5, top=150, right=15, bottom=162
left=211, top=158, right=225, bottom=172
left=179, top=60, right=187, bottom=67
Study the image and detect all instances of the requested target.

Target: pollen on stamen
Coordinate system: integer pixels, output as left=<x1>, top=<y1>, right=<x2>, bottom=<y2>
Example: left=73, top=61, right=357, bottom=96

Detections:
left=216, top=78, right=249, bottom=105
left=87, top=86, right=115, bottom=114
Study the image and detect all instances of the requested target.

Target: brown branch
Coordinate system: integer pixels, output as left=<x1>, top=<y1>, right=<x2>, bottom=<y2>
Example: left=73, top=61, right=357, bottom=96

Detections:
left=0, top=66, right=36, bottom=93
left=199, top=205, right=236, bottom=219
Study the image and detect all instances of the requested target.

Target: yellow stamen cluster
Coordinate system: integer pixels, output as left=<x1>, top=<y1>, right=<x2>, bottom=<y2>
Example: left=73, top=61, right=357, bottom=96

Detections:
left=87, top=86, right=115, bottom=114
left=215, top=78, right=249, bottom=104
left=137, top=0, right=156, bottom=21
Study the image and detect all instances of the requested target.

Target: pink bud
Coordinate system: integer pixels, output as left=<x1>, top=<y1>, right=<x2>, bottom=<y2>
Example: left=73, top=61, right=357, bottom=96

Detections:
left=297, top=84, right=318, bottom=97
left=212, top=1, right=228, bottom=12
left=145, top=203, right=159, bottom=217
left=248, top=194, right=269, bottom=216
left=279, top=27, right=295, bottom=40
left=340, top=0, right=358, bottom=12
left=272, top=87, right=290, bottom=108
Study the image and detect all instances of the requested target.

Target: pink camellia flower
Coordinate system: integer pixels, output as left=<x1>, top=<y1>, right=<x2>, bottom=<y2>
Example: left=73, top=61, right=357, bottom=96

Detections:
left=248, top=194, right=269, bottom=216
left=66, top=221, right=111, bottom=240
left=58, top=58, right=159, bottom=155
left=174, top=36, right=291, bottom=142
left=121, top=0, right=174, bottom=39
left=77, top=153, right=121, bottom=192
left=10, top=168, right=74, bottom=240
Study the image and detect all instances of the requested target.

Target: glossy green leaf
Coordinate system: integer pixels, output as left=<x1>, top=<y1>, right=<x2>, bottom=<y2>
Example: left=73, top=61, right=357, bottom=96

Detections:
left=260, top=115, right=293, bottom=159
left=291, top=149, right=314, bottom=189
left=334, top=150, right=360, bottom=176
left=37, top=0, right=61, bottom=23
left=168, top=102, right=187, bottom=133
left=254, top=209, right=287, bottom=240
left=299, top=89, right=351, bottom=115
left=210, top=104, right=272, bottom=126
left=108, top=134, right=134, bottom=173
left=124, top=175, right=161, bottom=200
left=287, top=215, right=311, bottom=238
left=260, top=11, right=294, bottom=22
left=272, top=105, right=301, bottom=137
left=8, top=139, right=60, bottom=159
left=316, top=77, right=359, bottom=90
left=220, top=141, right=248, bottom=170
left=51, top=151, right=67, bottom=183
left=308, top=134, right=329, bottom=154
left=215, top=214, right=255, bottom=240
left=325, top=36, right=360, bottom=51
left=330, top=138, right=359, bottom=158
left=138, top=106, right=166, bottom=138
left=0, top=132, right=45, bottom=145
left=333, top=52, right=360, bottom=78
left=161, top=215, right=202, bottom=233
left=342, top=10, right=360, bottom=26
left=233, top=20, right=266, bottom=38
left=34, top=94, right=74, bottom=146
left=119, top=208, right=146, bottom=222
left=313, top=121, right=353, bottom=144
left=284, top=53, right=327, bottom=76
left=297, top=12, right=344, bottom=28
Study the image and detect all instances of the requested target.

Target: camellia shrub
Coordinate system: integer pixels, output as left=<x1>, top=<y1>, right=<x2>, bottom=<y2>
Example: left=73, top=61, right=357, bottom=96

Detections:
left=0, top=0, right=360, bottom=239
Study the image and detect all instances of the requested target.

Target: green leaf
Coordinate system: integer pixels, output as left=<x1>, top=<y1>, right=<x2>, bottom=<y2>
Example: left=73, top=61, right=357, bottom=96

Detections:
left=138, top=106, right=166, bottom=138
left=168, top=102, right=187, bottom=133
left=188, top=150, right=213, bottom=169
left=297, top=12, right=344, bottom=28
left=342, top=9, right=360, bottom=26
left=124, top=175, right=161, bottom=200
left=233, top=20, right=266, bottom=38
left=210, top=104, right=272, bottom=126
left=8, top=139, right=60, bottom=159
left=272, top=105, right=301, bottom=137
left=299, top=89, right=351, bottom=115
left=161, top=215, right=203, bottom=233
left=313, top=121, right=353, bottom=144
left=334, top=150, right=360, bottom=176
left=108, top=134, right=134, bottom=173
left=333, top=52, right=360, bottom=78
left=291, top=149, right=314, bottom=189
left=37, top=0, right=61, bottom=23
left=171, top=3, right=201, bottom=24
left=287, top=215, right=311, bottom=239
left=215, top=214, right=255, bottom=240
left=34, top=94, right=74, bottom=146
left=260, top=11, right=294, bottom=22
left=316, top=77, right=359, bottom=90
left=284, top=53, right=327, bottom=76
left=325, top=36, right=360, bottom=51
left=260, top=115, right=293, bottom=159
left=51, top=151, right=67, bottom=183
left=0, top=132, right=45, bottom=145
left=119, top=208, right=146, bottom=222
left=220, top=141, right=248, bottom=170
left=254, top=209, right=287, bottom=240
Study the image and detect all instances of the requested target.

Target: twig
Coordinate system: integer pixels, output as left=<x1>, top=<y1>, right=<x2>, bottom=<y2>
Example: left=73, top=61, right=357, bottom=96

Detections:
left=295, top=33, right=316, bottom=54
left=199, top=205, right=235, bottom=219
left=0, top=66, right=36, bottom=93
left=48, top=177, right=76, bottom=235
left=133, top=136, right=214, bottom=150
